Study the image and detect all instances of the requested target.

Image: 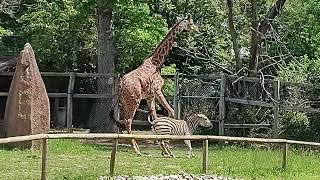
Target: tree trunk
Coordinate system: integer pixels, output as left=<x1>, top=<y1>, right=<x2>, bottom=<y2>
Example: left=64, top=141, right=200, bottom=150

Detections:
left=97, top=7, right=114, bottom=73
left=249, top=0, right=259, bottom=77
left=248, top=0, right=287, bottom=77
left=226, top=0, right=241, bottom=74
left=89, top=5, right=115, bottom=133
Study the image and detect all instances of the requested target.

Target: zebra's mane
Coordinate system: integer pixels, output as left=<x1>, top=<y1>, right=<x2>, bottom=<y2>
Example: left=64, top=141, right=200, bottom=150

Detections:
left=184, top=114, right=203, bottom=133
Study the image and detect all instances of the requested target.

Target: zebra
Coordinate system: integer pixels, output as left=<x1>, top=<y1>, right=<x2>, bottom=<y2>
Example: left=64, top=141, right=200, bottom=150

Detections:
left=148, top=113, right=213, bottom=158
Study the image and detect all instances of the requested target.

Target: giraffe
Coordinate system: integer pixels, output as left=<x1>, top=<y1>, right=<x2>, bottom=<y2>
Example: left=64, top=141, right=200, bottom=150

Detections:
left=116, top=14, right=199, bottom=155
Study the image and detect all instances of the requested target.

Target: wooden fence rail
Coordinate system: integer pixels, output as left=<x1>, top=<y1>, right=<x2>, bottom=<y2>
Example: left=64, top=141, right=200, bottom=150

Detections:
left=1, top=133, right=320, bottom=179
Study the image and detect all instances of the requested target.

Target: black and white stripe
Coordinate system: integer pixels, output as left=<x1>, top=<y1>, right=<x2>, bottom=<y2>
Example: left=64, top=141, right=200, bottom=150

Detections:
left=149, top=113, right=212, bottom=158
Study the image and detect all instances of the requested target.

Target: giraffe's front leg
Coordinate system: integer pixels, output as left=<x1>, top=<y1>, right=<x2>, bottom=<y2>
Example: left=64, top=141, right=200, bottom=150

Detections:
left=155, top=90, right=175, bottom=118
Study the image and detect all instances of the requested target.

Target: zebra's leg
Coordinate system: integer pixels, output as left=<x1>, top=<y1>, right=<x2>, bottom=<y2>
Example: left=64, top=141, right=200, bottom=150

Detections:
left=184, top=140, right=194, bottom=158
left=164, top=141, right=175, bottom=158
left=160, top=140, right=170, bottom=156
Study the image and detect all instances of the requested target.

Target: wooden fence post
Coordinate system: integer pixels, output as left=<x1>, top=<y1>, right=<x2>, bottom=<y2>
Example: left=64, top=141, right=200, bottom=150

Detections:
left=273, top=80, right=280, bottom=138
left=67, top=72, right=75, bottom=132
left=110, top=139, right=118, bottom=176
left=282, top=142, right=289, bottom=169
left=202, top=139, right=209, bottom=174
left=219, top=73, right=226, bottom=136
left=41, top=139, right=48, bottom=180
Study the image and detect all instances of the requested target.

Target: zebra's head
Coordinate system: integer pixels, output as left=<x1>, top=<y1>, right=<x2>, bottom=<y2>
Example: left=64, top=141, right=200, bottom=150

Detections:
left=194, top=114, right=213, bottom=128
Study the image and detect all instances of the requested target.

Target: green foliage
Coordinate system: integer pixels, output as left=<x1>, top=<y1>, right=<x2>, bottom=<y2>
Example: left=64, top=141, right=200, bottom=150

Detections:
left=277, top=56, right=309, bottom=83
left=280, top=0, right=320, bottom=60
left=281, top=110, right=311, bottom=140
left=148, top=0, right=234, bottom=74
left=0, top=26, right=12, bottom=36
left=275, top=0, right=320, bottom=142
left=113, top=1, right=167, bottom=73
left=278, top=55, right=320, bottom=85
left=19, top=0, right=97, bottom=72
left=277, top=55, right=320, bottom=142
left=161, top=64, right=176, bottom=97
left=11, top=0, right=167, bottom=73
left=147, top=0, right=275, bottom=74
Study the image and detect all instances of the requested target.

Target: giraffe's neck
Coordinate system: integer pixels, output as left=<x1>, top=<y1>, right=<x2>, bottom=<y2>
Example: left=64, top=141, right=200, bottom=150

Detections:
left=149, top=21, right=184, bottom=67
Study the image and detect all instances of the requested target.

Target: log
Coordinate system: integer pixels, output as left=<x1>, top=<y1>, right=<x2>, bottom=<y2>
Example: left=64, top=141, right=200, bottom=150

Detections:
left=110, top=139, right=118, bottom=176
left=41, top=139, right=48, bottom=180
left=202, top=140, right=209, bottom=174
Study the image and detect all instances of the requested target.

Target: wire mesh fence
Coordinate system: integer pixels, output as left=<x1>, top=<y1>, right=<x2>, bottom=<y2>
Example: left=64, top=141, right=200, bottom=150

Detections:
left=278, top=82, right=320, bottom=141
left=178, top=75, right=220, bottom=120
left=0, top=72, right=319, bottom=139
left=0, top=72, right=118, bottom=136
left=225, top=75, right=275, bottom=103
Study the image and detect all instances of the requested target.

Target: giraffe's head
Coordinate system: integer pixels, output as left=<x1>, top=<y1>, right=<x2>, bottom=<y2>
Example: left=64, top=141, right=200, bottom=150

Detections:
left=179, top=14, right=199, bottom=33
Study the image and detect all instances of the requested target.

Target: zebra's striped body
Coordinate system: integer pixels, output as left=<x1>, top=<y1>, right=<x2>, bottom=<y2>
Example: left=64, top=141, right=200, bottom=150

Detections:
left=153, top=117, right=192, bottom=136
left=149, top=113, right=212, bottom=158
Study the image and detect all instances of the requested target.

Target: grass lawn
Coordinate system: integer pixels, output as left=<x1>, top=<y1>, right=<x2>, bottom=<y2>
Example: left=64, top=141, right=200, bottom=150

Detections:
left=0, top=139, right=320, bottom=179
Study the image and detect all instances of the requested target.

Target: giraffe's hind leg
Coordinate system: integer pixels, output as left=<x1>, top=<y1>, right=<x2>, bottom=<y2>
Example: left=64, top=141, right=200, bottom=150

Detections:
left=123, top=101, right=142, bottom=156
left=124, top=118, right=141, bottom=156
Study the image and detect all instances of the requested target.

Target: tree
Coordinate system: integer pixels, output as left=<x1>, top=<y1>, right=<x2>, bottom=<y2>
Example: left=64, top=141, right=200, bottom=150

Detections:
left=148, top=0, right=235, bottom=74
left=226, top=0, right=241, bottom=73
left=19, top=0, right=97, bottom=72
left=248, top=0, right=287, bottom=76
left=88, top=1, right=115, bottom=133
left=113, top=1, right=167, bottom=73
left=0, top=0, right=21, bottom=14
left=97, top=1, right=114, bottom=74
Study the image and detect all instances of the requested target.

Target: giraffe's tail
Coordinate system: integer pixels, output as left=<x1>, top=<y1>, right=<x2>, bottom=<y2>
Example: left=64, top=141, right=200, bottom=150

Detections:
left=109, top=106, right=122, bottom=128
left=147, top=115, right=158, bottom=136
left=147, top=114, right=156, bottom=127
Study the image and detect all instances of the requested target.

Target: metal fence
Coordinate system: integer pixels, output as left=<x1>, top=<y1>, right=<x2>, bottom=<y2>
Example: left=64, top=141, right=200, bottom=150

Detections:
left=0, top=72, right=117, bottom=136
left=0, top=72, right=319, bottom=138
left=176, top=73, right=320, bottom=138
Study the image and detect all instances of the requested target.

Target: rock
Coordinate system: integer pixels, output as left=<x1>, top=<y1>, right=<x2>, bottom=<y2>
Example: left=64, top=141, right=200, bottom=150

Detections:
left=4, top=43, right=50, bottom=150
left=99, top=173, right=243, bottom=180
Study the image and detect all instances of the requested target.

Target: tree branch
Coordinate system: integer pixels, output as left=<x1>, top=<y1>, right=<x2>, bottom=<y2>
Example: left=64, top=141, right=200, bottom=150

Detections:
left=249, top=0, right=287, bottom=76
left=173, top=46, right=233, bottom=75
